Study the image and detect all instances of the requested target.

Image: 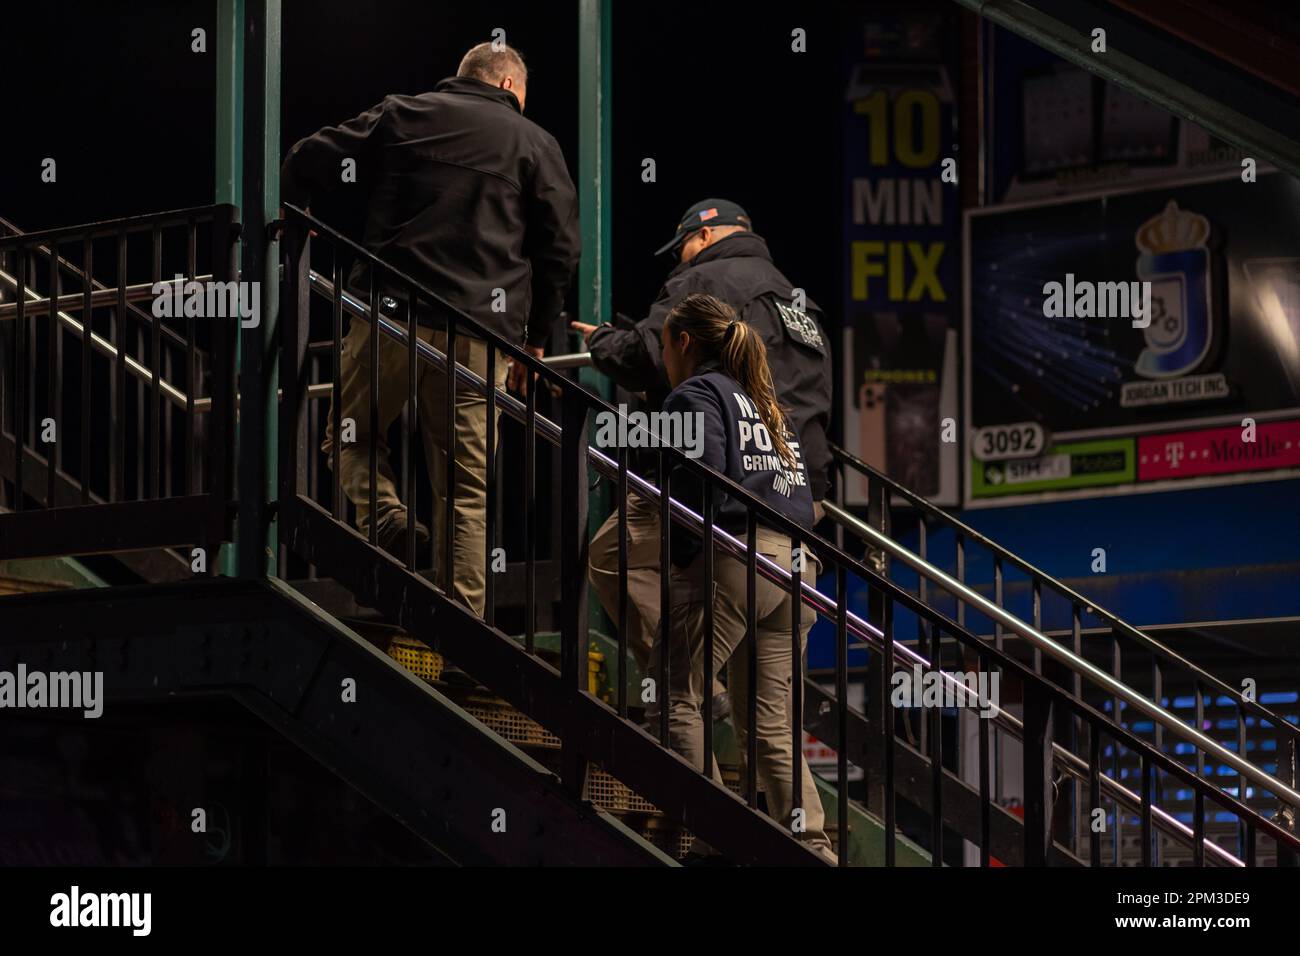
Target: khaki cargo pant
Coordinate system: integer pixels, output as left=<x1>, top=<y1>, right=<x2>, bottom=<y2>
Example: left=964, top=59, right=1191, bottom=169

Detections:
left=653, top=527, right=833, bottom=857
left=588, top=489, right=662, bottom=674
left=321, top=316, right=508, bottom=617
left=589, top=499, right=825, bottom=681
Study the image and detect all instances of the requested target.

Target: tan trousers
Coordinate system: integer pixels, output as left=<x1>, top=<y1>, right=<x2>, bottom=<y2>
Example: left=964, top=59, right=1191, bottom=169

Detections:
left=654, top=527, right=833, bottom=856
left=587, top=494, right=829, bottom=690
left=321, top=317, right=507, bottom=616
left=588, top=489, right=663, bottom=674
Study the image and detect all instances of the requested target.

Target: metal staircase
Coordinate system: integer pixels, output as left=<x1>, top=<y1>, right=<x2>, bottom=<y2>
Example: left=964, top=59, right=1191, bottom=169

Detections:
left=2, top=202, right=1298, bottom=865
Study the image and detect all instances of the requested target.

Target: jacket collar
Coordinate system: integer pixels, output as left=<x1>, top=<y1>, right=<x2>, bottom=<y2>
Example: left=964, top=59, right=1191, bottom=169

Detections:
left=692, top=356, right=727, bottom=377
left=433, top=75, right=522, bottom=114
left=669, top=230, right=771, bottom=279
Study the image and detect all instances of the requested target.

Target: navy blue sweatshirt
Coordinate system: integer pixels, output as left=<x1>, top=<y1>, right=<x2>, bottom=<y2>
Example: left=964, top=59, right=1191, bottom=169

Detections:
left=661, top=361, right=814, bottom=568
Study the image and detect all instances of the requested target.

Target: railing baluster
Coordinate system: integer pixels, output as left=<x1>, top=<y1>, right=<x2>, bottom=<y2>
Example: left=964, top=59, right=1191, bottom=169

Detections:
left=657, top=447, right=670, bottom=748
left=80, top=237, right=92, bottom=504
left=745, top=510, right=758, bottom=807
left=993, top=555, right=1003, bottom=648
left=1235, top=699, right=1246, bottom=859
left=1111, top=629, right=1123, bottom=863
left=280, top=217, right=310, bottom=547
left=978, top=646, right=990, bottom=867
left=1031, top=578, right=1042, bottom=674
left=955, top=532, right=965, bottom=629
left=149, top=225, right=160, bottom=499
left=112, top=231, right=126, bottom=502
left=12, top=244, right=25, bottom=512
left=1140, top=753, right=1152, bottom=866
left=331, top=256, right=343, bottom=521
left=883, top=592, right=896, bottom=865
left=701, top=480, right=714, bottom=770
left=558, top=385, right=590, bottom=799
left=183, top=220, right=196, bottom=494
left=485, top=342, right=497, bottom=623
left=1193, top=787, right=1205, bottom=867
left=790, top=527, right=803, bottom=839
left=929, top=620, right=942, bottom=865
left=1022, top=678, right=1054, bottom=867
left=836, top=563, right=848, bottom=867
left=405, top=291, right=418, bottom=573
left=1071, top=601, right=1084, bottom=855
left=443, top=310, right=456, bottom=599
left=1151, top=656, right=1163, bottom=866
left=524, top=380, right=536, bottom=653
left=367, top=275, right=379, bottom=547
left=1089, top=719, right=1102, bottom=866
left=917, top=516, right=927, bottom=608
left=616, top=446, right=628, bottom=718
left=47, top=241, right=59, bottom=508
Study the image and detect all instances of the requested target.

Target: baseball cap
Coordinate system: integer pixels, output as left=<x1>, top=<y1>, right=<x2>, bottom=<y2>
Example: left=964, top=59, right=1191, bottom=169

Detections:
left=653, top=198, right=753, bottom=256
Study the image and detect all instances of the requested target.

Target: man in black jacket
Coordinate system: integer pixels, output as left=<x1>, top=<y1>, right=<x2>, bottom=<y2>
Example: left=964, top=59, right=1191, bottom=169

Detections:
left=572, top=199, right=832, bottom=679
left=282, top=42, right=580, bottom=616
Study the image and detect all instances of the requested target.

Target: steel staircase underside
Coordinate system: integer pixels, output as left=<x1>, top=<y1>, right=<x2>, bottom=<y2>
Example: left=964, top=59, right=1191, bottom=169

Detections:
left=0, top=575, right=675, bottom=866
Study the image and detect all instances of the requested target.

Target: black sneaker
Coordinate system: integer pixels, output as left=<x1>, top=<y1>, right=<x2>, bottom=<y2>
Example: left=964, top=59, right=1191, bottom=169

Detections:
left=377, top=520, right=431, bottom=565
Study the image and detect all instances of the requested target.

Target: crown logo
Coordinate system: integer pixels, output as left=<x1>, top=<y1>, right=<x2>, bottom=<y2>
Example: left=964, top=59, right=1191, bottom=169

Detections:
left=1136, top=201, right=1210, bottom=254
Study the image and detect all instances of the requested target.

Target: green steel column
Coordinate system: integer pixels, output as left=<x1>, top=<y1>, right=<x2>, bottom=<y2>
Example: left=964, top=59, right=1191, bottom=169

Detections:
left=215, top=0, right=243, bottom=577
left=215, top=1, right=243, bottom=207
left=226, top=0, right=281, bottom=578
left=579, top=0, right=613, bottom=631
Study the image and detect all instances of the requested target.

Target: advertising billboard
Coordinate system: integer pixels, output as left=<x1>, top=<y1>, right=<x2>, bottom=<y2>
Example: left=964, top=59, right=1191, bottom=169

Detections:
left=964, top=172, right=1300, bottom=506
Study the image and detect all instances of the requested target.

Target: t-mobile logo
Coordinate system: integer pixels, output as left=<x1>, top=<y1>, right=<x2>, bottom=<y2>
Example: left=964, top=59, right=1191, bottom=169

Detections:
left=1165, top=441, right=1186, bottom=469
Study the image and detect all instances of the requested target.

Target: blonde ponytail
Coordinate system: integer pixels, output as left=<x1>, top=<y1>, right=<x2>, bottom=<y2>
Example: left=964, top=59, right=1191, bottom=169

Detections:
left=665, top=294, right=796, bottom=468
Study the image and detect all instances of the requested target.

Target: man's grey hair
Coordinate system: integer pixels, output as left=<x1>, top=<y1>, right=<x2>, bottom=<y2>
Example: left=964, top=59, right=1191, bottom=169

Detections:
left=457, top=42, right=528, bottom=86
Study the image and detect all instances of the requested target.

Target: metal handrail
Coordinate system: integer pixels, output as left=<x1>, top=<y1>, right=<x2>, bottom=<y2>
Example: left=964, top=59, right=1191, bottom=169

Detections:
left=299, top=258, right=1300, bottom=825
left=828, top=442, right=1300, bottom=748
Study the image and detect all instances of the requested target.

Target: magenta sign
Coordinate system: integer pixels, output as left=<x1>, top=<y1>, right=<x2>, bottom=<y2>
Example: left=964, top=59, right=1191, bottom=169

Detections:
left=1138, top=420, right=1300, bottom=481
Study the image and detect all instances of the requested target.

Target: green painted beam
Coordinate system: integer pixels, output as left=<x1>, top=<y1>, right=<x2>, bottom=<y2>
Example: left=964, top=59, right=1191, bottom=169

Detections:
left=215, top=0, right=243, bottom=207
left=215, top=0, right=243, bottom=577
left=578, top=0, right=614, bottom=633
left=233, top=0, right=280, bottom=579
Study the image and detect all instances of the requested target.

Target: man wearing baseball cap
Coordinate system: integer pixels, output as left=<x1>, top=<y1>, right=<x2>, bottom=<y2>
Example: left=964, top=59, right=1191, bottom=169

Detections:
left=572, top=198, right=833, bottom=702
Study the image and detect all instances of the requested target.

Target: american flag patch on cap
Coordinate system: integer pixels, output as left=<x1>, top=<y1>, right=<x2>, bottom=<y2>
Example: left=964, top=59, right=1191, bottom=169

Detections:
left=698, top=208, right=719, bottom=221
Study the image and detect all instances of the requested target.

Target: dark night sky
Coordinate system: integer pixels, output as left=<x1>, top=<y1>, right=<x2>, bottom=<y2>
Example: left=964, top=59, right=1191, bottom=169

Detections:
left=1, top=0, right=845, bottom=335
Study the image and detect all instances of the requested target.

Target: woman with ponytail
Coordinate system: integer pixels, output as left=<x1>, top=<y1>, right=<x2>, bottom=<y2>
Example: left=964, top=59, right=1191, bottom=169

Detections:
left=655, top=292, right=833, bottom=859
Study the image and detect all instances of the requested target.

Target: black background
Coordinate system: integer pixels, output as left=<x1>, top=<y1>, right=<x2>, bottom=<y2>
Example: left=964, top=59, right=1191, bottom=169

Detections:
left=0, top=0, right=844, bottom=339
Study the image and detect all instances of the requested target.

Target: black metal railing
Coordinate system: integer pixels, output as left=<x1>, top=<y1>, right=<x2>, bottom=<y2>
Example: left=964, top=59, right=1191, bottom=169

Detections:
left=277, top=203, right=1300, bottom=866
left=0, top=206, right=238, bottom=563
left=829, top=442, right=1300, bottom=864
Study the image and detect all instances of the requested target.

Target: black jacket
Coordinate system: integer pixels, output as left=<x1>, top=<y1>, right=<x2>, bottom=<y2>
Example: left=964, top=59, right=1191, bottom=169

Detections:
left=662, top=361, right=815, bottom=569
left=588, top=232, right=833, bottom=498
left=281, top=76, right=581, bottom=346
